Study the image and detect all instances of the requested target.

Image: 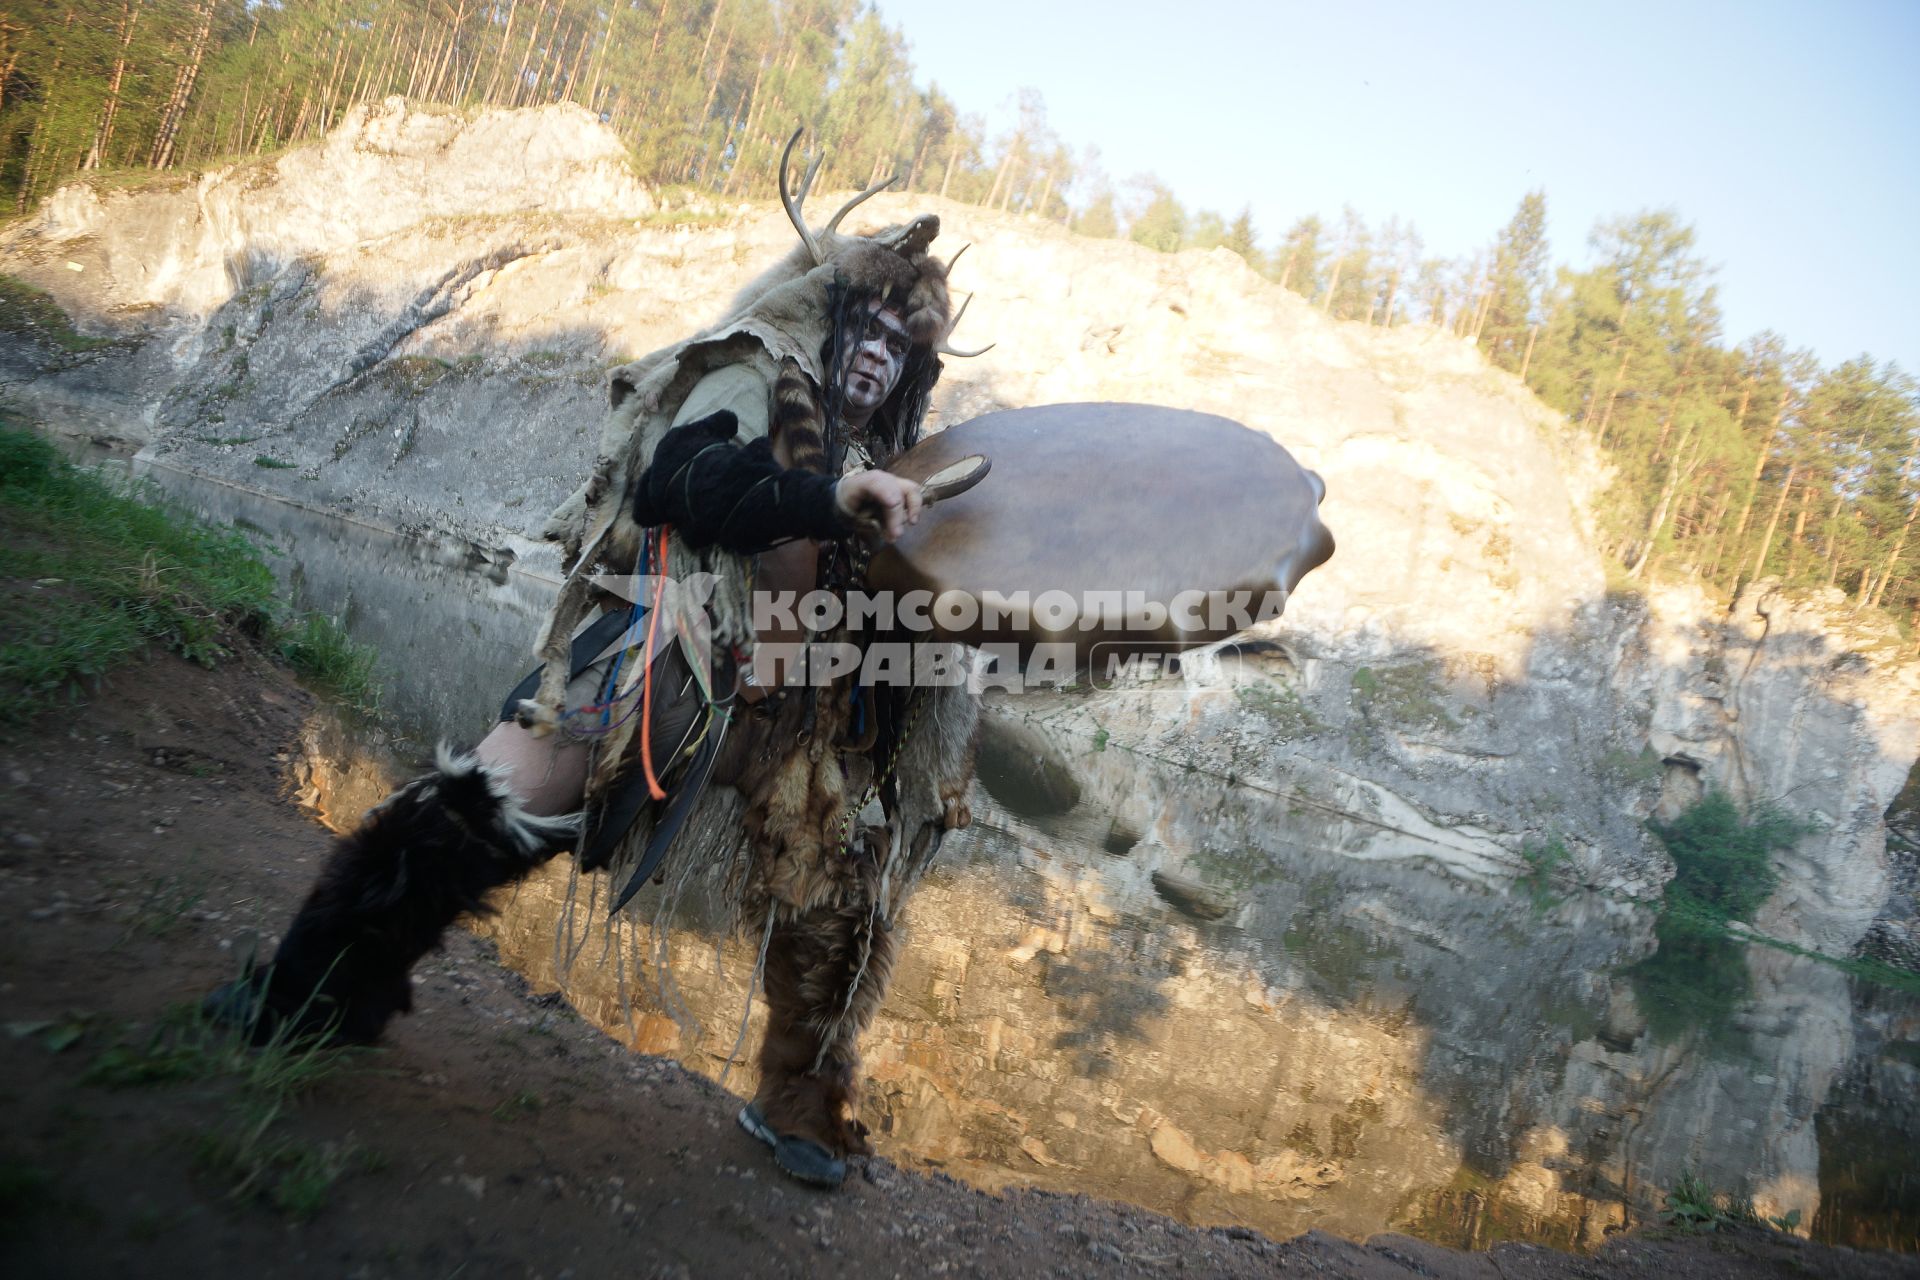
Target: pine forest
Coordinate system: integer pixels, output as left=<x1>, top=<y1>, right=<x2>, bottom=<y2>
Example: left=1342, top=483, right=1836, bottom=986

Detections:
left=3, top=0, right=1915, bottom=627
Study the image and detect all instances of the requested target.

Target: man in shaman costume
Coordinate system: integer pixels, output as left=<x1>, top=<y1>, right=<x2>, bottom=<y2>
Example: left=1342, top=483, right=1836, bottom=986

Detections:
left=210, top=138, right=986, bottom=1189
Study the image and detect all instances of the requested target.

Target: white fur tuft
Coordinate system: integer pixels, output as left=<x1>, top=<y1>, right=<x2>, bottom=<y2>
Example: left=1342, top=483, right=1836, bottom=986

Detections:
left=432, top=742, right=582, bottom=855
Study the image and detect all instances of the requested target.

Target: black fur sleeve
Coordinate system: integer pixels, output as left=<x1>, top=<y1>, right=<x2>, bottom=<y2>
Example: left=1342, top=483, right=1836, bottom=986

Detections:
left=631, top=410, right=848, bottom=552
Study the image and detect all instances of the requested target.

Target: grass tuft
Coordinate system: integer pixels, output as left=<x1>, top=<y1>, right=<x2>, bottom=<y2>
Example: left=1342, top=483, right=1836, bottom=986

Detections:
left=276, top=612, right=381, bottom=716
left=0, top=422, right=382, bottom=709
left=86, top=1001, right=372, bottom=1219
left=0, top=426, right=279, bottom=696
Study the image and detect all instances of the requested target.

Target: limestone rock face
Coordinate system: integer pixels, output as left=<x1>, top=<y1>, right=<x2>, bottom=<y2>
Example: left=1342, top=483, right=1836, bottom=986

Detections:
left=7, top=100, right=1917, bottom=949
left=40, top=103, right=1910, bottom=1243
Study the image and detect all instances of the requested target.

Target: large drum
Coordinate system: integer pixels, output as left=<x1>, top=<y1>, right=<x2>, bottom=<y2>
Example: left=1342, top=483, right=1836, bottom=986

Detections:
left=867, top=402, right=1334, bottom=664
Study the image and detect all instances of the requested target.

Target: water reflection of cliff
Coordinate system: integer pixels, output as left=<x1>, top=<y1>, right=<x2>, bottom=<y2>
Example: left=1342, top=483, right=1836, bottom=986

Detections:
left=157, top=466, right=1917, bottom=1253
left=453, top=709, right=1917, bottom=1251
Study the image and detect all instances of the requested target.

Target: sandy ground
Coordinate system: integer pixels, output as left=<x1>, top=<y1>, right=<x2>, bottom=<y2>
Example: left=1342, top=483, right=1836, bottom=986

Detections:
left=1, top=642, right=1916, bottom=1280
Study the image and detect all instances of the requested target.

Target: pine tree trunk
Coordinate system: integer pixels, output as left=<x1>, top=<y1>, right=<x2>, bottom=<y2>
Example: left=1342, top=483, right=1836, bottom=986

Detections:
left=150, top=0, right=214, bottom=169
left=985, top=140, right=1015, bottom=210
left=510, top=1, right=552, bottom=108
left=1470, top=287, right=1493, bottom=342
left=18, top=9, right=78, bottom=208
left=1750, top=462, right=1796, bottom=580
left=1824, top=494, right=1845, bottom=585
left=698, top=88, right=748, bottom=188
left=1788, top=482, right=1813, bottom=579
left=1628, top=428, right=1698, bottom=578
left=721, top=51, right=768, bottom=196
left=0, top=48, right=20, bottom=120
left=1694, top=491, right=1730, bottom=578
left=85, top=1, right=141, bottom=171
left=642, top=0, right=673, bottom=103
left=1868, top=497, right=1920, bottom=610
left=907, top=132, right=929, bottom=191
left=483, top=0, right=521, bottom=104
left=1728, top=398, right=1789, bottom=546
left=428, top=3, right=471, bottom=103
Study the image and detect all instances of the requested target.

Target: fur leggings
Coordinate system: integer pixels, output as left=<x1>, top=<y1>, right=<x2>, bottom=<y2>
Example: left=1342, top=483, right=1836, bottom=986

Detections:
left=753, top=901, right=898, bottom=1157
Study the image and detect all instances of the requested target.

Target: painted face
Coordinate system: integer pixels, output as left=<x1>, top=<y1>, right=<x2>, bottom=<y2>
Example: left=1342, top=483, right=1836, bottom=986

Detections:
left=841, top=303, right=911, bottom=419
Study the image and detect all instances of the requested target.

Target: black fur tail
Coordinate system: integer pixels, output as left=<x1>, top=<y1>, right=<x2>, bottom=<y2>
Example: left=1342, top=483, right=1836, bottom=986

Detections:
left=214, top=748, right=579, bottom=1046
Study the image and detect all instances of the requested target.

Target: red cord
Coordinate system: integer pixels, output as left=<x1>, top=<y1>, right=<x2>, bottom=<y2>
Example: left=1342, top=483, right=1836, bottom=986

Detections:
left=639, top=525, right=670, bottom=801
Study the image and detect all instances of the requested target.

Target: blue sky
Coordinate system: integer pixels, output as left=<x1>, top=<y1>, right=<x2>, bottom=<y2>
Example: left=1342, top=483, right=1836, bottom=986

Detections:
left=871, top=0, right=1920, bottom=374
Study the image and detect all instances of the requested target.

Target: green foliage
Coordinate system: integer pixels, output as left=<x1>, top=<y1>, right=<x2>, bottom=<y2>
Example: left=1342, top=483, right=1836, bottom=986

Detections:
left=1517, top=834, right=1570, bottom=910
left=1628, top=913, right=1753, bottom=1051
left=0, top=422, right=381, bottom=708
left=193, top=1117, right=373, bottom=1222
left=276, top=613, right=381, bottom=717
left=1480, top=191, right=1549, bottom=371
left=1627, top=792, right=1811, bottom=1048
left=1663, top=1172, right=1757, bottom=1233
left=1235, top=681, right=1323, bottom=736
left=377, top=355, right=454, bottom=395
left=1127, top=177, right=1188, bottom=253
left=1651, top=790, right=1804, bottom=927
left=0, top=423, right=278, bottom=696
left=1662, top=1172, right=1804, bottom=1235
left=1600, top=745, right=1664, bottom=788
left=122, top=868, right=208, bottom=941
left=86, top=1001, right=371, bottom=1219
left=1223, top=208, right=1263, bottom=272
left=1349, top=660, right=1457, bottom=731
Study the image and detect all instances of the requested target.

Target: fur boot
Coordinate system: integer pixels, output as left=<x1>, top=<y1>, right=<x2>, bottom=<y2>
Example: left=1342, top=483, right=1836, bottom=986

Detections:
left=752, top=903, right=898, bottom=1160
left=207, top=748, right=579, bottom=1045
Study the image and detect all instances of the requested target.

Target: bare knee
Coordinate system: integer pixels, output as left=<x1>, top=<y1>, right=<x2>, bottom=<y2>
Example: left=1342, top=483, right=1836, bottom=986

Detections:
left=473, top=721, right=588, bottom=815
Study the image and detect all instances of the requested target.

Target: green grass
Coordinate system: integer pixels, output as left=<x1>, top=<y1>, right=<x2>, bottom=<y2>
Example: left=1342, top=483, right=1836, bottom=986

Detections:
left=0, top=274, right=114, bottom=354
left=1517, top=833, right=1570, bottom=911
left=85, top=1001, right=372, bottom=1220
left=121, top=868, right=208, bottom=941
left=0, top=423, right=381, bottom=710
left=0, top=425, right=279, bottom=695
left=1236, top=681, right=1323, bottom=735
left=1350, top=660, right=1458, bottom=731
left=276, top=612, right=381, bottom=716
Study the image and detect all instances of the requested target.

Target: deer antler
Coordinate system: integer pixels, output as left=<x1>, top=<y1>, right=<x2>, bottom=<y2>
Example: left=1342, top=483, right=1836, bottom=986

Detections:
left=779, top=127, right=826, bottom=266
left=780, top=128, right=898, bottom=265
left=823, top=169, right=898, bottom=236
left=935, top=292, right=994, bottom=358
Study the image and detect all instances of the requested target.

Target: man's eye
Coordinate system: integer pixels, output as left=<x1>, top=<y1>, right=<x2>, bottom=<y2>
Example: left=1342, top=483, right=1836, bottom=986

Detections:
left=865, top=320, right=908, bottom=357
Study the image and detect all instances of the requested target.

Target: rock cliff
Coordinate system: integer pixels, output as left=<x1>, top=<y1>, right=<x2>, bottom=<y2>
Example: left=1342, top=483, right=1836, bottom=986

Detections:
left=6, top=98, right=1918, bottom=1241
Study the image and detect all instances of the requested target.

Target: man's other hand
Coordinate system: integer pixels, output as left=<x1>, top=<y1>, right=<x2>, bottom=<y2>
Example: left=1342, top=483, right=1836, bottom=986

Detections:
left=835, top=470, right=924, bottom=541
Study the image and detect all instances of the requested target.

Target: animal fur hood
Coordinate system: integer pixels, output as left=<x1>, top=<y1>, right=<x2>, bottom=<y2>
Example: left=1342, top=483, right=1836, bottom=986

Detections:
left=539, top=212, right=953, bottom=569
left=524, top=213, right=958, bottom=738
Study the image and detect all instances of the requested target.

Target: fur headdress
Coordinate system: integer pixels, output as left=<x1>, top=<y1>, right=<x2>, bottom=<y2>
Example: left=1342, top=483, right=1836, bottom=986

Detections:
left=526, top=142, right=985, bottom=744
